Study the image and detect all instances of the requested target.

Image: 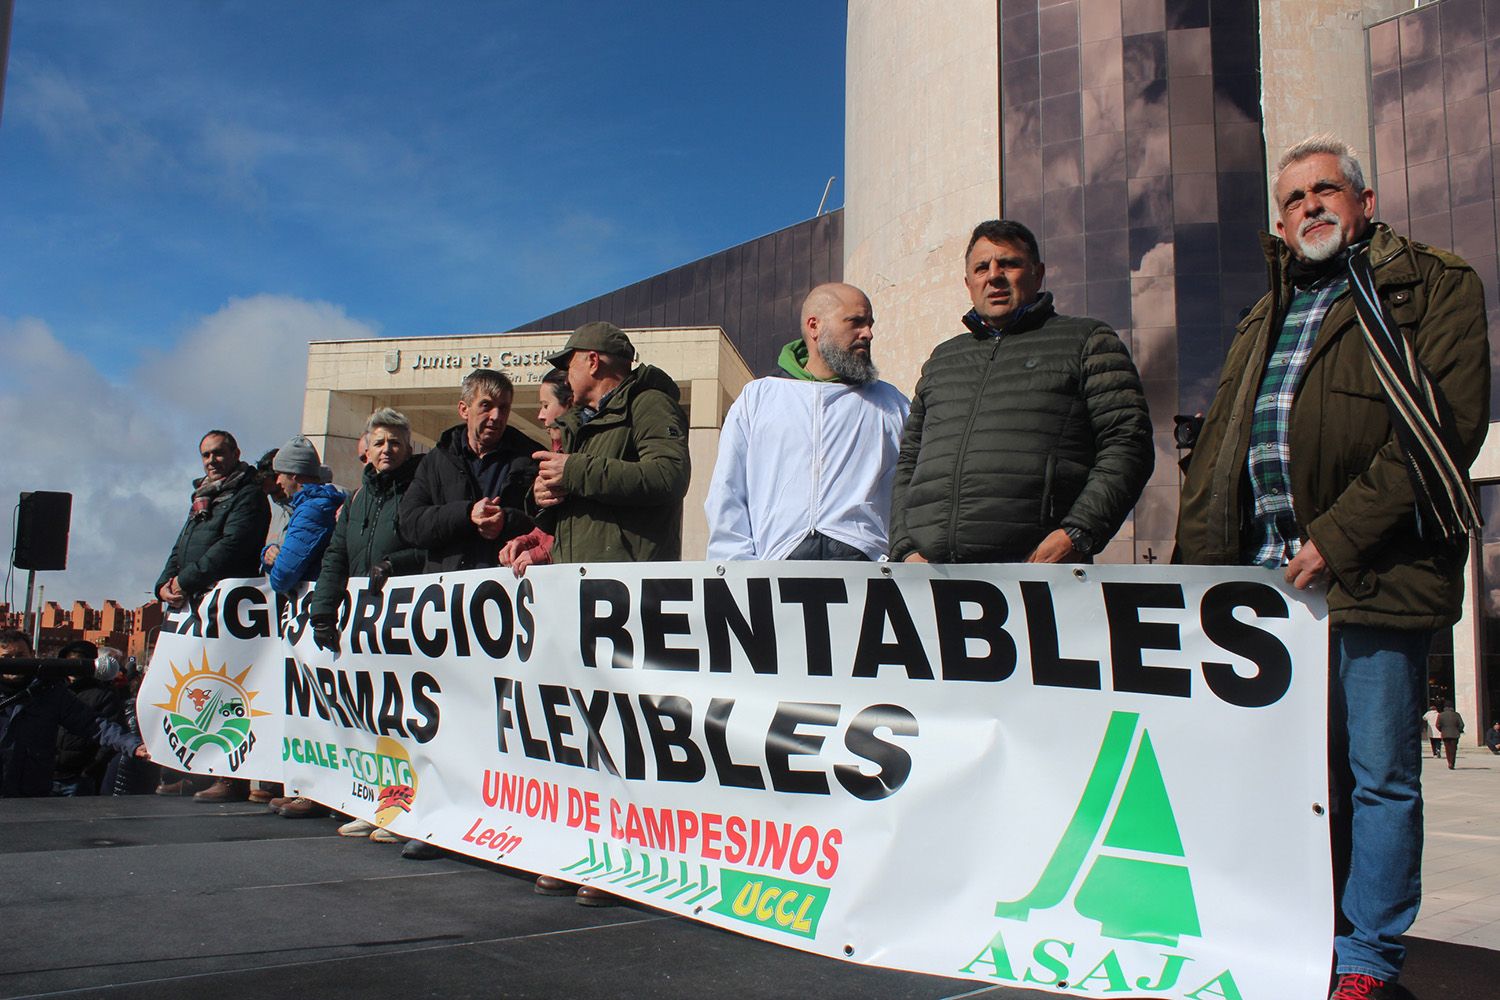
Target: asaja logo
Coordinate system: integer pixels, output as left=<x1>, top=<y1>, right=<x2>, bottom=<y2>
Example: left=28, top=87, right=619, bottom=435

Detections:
left=153, top=653, right=269, bottom=772
left=995, top=710, right=1199, bottom=946
left=960, top=712, right=1244, bottom=998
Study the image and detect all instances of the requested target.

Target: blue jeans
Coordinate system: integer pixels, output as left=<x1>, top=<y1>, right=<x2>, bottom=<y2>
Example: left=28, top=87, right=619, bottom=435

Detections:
left=1328, top=624, right=1430, bottom=981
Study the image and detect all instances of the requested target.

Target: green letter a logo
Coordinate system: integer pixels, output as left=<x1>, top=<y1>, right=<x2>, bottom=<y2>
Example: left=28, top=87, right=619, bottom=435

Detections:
left=993, top=711, right=1200, bottom=946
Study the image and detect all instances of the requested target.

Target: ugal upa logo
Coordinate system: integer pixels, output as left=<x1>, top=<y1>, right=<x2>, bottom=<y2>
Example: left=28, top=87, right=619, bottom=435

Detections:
left=153, top=653, right=268, bottom=771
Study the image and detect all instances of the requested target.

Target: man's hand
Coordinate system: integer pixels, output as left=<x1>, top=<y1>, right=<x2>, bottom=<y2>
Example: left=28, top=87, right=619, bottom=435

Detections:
left=903, top=552, right=929, bottom=563
left=134, top=744, right=151, bottom=759
left=368, top=560, right=393, bottom=589
left=262, top=544, right=280, bottom=566
left=157, top=578, right=185, bottom=608
left=1285, top=540, right=1331, bottom=590
left=1025, top=528, right=1076, bottom=564
left=471, top=498, right=506, bottom=540
left=532, top=450, right=570, bottom=508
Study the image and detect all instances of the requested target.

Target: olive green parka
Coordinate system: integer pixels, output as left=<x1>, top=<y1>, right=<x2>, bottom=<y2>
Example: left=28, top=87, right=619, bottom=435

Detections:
left=549, top=364, right=690, bottom=563
left=1175, top=224, right=1489, bottom=629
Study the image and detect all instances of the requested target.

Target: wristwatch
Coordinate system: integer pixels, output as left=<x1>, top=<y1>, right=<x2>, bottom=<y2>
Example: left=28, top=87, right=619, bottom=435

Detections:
left=1063, top=526, right=1095, bottom=555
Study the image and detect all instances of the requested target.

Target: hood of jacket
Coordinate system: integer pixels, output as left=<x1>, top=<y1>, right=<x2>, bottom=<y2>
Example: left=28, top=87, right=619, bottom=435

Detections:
left=776, top=341, right=840, bottom=382
left=288, top=481, right=345, bottom=515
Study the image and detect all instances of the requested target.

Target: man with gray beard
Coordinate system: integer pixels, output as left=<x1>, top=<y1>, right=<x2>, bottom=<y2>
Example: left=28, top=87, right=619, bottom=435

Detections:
left=1176, top=136, right=1488, bottom=1000
left=705, top=282, right=909, bottom=560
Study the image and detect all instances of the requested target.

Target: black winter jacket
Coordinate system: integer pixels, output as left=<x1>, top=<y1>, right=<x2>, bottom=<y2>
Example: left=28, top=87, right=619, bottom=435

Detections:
left=155, top=464, right=271, bottom=598
left=0, top=679, right=140, bottom=797
left=310, top=454, right=427, bottom=620
left=890, top=296, right=1154, bottom=562
left=399, top=424, right=539, bottom=573
left=53, top=679, right=124, bottom=785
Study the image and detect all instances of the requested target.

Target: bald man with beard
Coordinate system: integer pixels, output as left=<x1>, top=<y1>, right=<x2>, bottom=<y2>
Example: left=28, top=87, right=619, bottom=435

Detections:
left=705, top=282, right=910, bottom=560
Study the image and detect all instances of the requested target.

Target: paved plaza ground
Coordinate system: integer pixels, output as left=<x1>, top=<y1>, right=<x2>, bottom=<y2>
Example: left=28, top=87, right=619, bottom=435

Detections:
left=1410, top=741, right=1500, bottom=950
left=0, top=753, right=1497, bottom=999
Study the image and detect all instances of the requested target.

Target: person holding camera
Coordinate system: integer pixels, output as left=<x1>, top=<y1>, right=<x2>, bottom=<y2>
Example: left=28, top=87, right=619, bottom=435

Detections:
left=0, top=630, right=148, bottom=798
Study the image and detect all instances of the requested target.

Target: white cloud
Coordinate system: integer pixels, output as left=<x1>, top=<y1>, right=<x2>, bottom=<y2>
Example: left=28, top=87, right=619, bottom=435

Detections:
left=0, top=297, right=379, bottom=611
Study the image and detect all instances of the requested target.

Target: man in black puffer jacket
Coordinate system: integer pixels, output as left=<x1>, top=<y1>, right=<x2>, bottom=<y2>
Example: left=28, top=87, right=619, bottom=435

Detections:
left=400, top=369, right=538, bottom=573
left=890, top=220, right=1153, bottom=564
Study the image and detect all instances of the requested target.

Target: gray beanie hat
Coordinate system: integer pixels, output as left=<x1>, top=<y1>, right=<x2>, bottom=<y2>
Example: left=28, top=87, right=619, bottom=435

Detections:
left=271, top=435, right=322, bottom=478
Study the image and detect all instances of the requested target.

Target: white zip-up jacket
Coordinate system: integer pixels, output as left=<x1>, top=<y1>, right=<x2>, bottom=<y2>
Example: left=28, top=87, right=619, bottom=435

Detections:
left=705, top=375, right=910, bottom=560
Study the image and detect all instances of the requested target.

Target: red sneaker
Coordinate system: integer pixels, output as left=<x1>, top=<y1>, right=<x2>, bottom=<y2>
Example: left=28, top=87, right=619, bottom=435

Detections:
left=1330, top=973, right=1391, bottom=999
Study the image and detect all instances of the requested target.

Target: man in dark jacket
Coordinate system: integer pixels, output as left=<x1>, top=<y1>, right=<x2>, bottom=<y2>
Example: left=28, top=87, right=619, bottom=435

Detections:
left=1175, top=136, right=1489, bottom=999
left=156, top=430, right=271, bottom=608
left=532, top=322, right=691, bottom=565
left=51, top=639, right=124, bottom=795
left=1, top=630, right=146, bottom=798
left=400, top=369, right=538, bottom=573
left=890, top=220, right=1153, bottom=563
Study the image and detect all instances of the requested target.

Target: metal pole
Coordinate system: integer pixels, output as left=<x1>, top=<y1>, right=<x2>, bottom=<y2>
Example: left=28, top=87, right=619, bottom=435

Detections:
left=816, top=176, right=836, bottom=217
left=32, top=582, right=43, bottom=649
left=22, top=568, right=34, bottom=644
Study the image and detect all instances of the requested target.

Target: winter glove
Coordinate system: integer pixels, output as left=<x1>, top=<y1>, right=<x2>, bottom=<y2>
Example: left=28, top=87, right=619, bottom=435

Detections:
left=368, top=560, right=394, bottom=590
left=311, top=616, right=341, bottom=654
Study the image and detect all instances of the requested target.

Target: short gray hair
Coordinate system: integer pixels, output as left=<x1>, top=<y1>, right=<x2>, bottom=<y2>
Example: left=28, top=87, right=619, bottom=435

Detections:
left=1274, top=134, right=1366, bottom=194
left=460, top=368, right=514, bottom=403
left=364, top=407, right=412, bottom=444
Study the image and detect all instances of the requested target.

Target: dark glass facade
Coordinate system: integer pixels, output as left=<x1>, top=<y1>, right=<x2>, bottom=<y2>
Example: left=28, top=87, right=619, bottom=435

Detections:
left=1368, top=0, right=1500, bottom=420
left=999, top=0, right=1268, bottom=562
left=513, top=211, right=843, bottom=377
left=1371, top=0, right=1500, bottom=726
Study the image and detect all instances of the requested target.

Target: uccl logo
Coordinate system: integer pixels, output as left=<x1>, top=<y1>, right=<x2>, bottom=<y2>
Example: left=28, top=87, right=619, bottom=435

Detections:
left=153, top=653, right=269, bottom=773
left=962, top=712, right=1243, bottom=999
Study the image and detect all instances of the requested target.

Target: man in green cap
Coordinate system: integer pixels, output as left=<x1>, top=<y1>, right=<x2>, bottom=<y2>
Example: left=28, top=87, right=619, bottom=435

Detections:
left=530, top=322, right=691, bottom=564
left=529, top=321, right=690, bottom=904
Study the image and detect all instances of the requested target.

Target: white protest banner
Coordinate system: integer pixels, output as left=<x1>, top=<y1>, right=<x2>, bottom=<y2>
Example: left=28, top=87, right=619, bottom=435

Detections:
left=140, top=561, right=1330, bottom=999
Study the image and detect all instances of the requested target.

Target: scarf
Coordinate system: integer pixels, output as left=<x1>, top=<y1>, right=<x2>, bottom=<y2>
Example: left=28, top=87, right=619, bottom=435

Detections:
left=191, top=462, right=253, bottom=515
left=1346, top=249, right=1481, bottom=541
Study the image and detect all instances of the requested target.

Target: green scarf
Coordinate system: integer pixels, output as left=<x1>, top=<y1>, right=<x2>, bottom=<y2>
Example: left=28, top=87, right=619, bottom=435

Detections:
left=777, top=340, right=839, bottom=382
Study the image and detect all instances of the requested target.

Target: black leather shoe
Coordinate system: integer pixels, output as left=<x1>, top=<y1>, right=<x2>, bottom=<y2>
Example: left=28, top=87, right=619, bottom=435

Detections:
left=401, top=839, right=442, bottom=860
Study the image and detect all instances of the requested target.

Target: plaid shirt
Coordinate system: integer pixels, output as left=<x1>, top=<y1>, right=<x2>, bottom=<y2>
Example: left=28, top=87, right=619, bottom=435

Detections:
left=1246, top=275, right=1349, bottom=567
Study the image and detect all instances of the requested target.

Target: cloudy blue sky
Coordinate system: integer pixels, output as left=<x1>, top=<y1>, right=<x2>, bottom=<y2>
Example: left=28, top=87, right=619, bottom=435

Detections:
left=0, top=1, right=847, bottom=608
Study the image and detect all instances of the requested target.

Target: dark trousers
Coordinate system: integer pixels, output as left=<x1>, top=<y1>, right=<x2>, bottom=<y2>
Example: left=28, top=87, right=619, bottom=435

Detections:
left=785, top=531, right=871, bottom=561
left=1443, top=737, right=1459, bottom=769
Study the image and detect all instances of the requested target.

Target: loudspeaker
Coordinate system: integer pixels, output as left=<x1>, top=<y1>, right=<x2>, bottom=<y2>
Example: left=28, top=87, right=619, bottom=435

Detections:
left=15, top=491, right=72, bottom=571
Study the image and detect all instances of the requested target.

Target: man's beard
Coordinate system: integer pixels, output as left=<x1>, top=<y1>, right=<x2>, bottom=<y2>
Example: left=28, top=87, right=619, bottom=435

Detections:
left=1296, top=209, right=1346, bottom=262
left=819, top=341, right=878, bottom=385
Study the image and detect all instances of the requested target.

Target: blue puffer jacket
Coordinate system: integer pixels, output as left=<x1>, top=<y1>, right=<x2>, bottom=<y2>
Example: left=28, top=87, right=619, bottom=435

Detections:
left=263, top=482, right=345, bottom=594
